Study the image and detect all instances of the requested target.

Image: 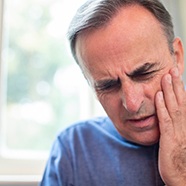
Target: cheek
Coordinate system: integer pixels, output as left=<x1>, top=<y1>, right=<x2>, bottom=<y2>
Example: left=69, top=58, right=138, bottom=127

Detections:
left=98, top=93, right=121, bottom=114
left=144, top=75, right=163, bottom=101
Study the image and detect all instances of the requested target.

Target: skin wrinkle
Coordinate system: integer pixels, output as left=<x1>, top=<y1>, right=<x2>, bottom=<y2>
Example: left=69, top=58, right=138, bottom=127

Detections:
left=94, top=62, right=165, bottom=93
left=171, top=145, right=186, bottom=183
left=76, top=5, right=179, bottom=146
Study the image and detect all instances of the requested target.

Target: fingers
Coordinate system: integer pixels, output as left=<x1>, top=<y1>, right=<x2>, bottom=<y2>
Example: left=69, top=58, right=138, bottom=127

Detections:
left=155, top=66, right=186, bottom=135
left=156, top=68, right=186, bottom=186
left=161, top=73, right=178, bottom=116
left=155, top=91, right=173, bottom=136
left=169, top=67, right=185, bottom=105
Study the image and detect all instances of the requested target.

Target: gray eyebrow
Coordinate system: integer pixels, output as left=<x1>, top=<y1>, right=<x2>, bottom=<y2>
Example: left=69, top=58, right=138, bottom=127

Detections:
left=94, top=62, right=159, bottom=89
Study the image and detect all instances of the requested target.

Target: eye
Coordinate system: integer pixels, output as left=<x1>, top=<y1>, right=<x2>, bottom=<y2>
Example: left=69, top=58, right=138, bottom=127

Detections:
left=95, top=79, right=121, bottom=92
left=132, top=71, right=157, bottom=81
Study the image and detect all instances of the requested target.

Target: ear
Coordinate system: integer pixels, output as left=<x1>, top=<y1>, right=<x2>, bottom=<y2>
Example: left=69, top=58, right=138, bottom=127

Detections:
left=173, top=37, right=184, bottom=75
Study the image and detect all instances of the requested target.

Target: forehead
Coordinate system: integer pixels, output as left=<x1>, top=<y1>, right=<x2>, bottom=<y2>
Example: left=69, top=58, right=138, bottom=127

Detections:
left=76, top=5, right=169, bottom=77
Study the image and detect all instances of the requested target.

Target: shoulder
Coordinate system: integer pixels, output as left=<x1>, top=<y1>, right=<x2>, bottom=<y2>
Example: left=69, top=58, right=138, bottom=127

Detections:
left=65, top=116, right=110, bottom=131
left=54, top=116, right=139, bottom=153
left=57, top=116, right=111, bottom=142
left=48, top=116, right=113, bottom=161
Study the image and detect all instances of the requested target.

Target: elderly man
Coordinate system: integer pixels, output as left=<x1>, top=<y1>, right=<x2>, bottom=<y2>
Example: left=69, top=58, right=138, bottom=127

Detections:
left=41, top=0, right=186, bottom=185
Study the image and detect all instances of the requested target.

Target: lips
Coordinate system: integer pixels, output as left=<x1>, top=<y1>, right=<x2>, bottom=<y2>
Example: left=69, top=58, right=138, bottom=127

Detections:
left=126, top=114, right=157, bottom=130
left=128, top=114, right=154, bottom=122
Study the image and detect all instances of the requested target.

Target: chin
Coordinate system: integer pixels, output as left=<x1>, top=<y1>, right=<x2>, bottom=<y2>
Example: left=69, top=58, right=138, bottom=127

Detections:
left=139, top=138, right=159, bottom=146
left=127, top=128, right=160, bottom=146
left=134, top=132, right=160, bottom=146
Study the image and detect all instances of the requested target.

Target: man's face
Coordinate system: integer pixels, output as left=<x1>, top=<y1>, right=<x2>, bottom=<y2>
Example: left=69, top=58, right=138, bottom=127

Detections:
left=76, top=5, right=183, bottom=145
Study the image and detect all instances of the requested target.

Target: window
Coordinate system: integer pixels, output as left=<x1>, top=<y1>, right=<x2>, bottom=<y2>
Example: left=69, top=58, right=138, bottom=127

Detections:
left=0, top=0, right=185, bottom=185
left=163, top=0, right=186, bottom=82
left=0, top=0, right=105, bottom=183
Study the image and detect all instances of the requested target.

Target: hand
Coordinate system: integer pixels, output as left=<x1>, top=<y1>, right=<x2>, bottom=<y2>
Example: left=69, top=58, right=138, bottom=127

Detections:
left=155, top=67, right=186, bottom=186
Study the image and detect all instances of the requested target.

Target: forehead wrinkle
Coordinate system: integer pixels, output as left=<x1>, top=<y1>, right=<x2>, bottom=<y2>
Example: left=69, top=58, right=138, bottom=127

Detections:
left=77, top=7, right=166, bottom=64
left=76, top=4, right=171, bottom=86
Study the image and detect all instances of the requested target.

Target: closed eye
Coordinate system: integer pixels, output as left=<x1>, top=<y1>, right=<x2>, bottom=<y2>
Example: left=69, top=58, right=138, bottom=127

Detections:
left=131, top=70, right=158, bottom=81
left=95, top=79, right=121, bottom=92
left=127, top=62, right=159, bottom=82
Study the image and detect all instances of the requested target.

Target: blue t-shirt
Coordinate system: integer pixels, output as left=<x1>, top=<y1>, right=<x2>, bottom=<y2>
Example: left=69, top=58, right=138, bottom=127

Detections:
left=40, top=117, right=165, bottom=186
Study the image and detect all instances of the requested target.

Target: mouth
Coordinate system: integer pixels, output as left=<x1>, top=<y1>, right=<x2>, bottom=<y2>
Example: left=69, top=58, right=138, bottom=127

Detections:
left=126, top=114, right=157, bottom=130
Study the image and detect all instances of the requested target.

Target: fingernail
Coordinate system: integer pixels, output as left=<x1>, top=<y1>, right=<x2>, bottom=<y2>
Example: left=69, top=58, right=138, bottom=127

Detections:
left=166, top=74, right=172, bottom=84
left=172, top=67, right=179, bottom=77
left=157, top=91, right=163, bottom=100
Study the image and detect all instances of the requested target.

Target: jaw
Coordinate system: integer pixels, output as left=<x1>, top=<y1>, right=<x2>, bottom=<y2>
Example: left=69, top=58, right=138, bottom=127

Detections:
left=117, top=124, right=160, bottom=146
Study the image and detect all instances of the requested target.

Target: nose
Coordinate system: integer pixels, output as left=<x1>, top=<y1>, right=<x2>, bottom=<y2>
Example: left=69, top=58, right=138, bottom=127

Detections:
left=121, top=82, right=144, bottom=113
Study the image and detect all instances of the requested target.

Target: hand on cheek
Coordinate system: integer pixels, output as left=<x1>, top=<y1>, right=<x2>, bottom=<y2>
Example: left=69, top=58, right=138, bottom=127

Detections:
left=155, top=67, right=186, bottom=186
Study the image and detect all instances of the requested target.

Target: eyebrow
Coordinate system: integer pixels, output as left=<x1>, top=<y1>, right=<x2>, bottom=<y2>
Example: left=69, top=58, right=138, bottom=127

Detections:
left=126, top=62, right=159, bottom=77
left=94, top=62, right=159, bottom=89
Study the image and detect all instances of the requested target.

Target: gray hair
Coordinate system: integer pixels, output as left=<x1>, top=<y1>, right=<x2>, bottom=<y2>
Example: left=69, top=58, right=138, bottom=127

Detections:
left=67, top=0, right=175, bottom=64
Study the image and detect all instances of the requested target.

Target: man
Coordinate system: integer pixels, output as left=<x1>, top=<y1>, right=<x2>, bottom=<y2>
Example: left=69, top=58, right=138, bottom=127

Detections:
left=40, top=0, right=186, bottom=185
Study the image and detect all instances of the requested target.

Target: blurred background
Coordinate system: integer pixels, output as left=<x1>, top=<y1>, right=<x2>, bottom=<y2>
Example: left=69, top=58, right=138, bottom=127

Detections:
left=0, top=0, right=185, bottom=185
